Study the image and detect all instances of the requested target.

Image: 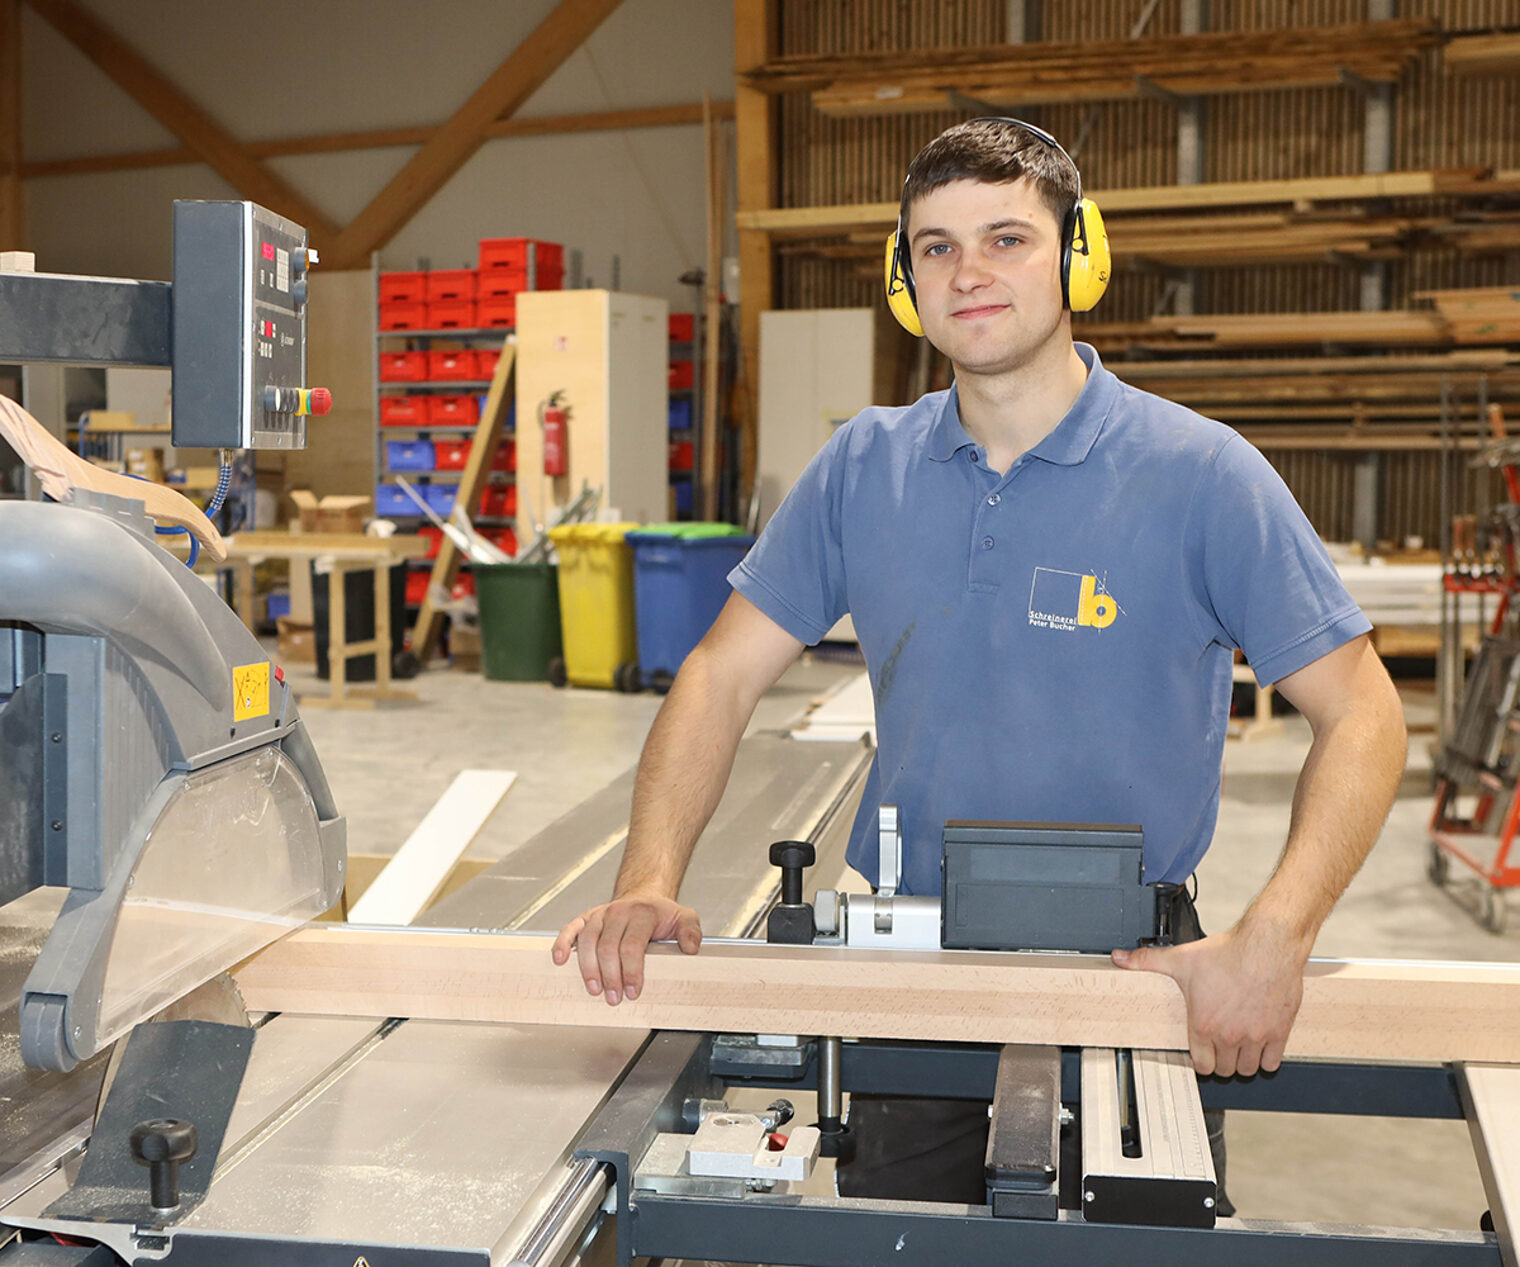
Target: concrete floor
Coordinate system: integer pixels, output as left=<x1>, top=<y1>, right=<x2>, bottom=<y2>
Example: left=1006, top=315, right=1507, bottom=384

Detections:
left=281, top=650, right=1514, bottom=1235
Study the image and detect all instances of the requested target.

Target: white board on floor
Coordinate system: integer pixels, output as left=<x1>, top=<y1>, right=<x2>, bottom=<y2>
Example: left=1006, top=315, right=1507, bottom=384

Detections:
left=348, top=769, right=517, bottom=926
left=793, top=670, right=876, bottom=743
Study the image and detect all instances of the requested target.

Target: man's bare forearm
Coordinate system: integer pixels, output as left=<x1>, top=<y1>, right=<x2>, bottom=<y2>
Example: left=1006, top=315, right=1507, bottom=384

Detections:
left=1243, top=677, right=1407, bottom=947
left=612, top=648, right=755, bottom=901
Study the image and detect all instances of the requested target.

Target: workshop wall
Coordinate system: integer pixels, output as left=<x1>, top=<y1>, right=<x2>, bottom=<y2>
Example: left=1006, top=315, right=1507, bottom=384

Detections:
left=18, top=0, right=733, bottom=307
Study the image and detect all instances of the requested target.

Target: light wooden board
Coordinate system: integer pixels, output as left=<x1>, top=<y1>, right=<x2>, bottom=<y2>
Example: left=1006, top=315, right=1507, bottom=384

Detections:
left=235, top=927, right=1520, bottom=1065
left=0, top=394, right=226, bottom=560
left=19, top=102, right=736, bottom=179
left=1458, top=1064, right=1520, bottom=1265
left=347, top=770, right=516, bottom=925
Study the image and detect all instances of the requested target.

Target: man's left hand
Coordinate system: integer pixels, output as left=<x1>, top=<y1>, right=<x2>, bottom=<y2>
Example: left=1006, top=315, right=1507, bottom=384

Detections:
left=1111, top=921, right=1311, bottom=1077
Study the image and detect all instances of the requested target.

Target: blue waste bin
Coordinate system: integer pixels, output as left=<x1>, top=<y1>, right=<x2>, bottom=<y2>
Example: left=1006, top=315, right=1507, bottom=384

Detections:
left=625, top=524, right=756, bottom=690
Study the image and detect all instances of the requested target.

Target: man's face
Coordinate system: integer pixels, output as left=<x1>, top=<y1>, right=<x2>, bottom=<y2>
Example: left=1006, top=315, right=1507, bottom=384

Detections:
left=904, top=177, right=1068, bottom=375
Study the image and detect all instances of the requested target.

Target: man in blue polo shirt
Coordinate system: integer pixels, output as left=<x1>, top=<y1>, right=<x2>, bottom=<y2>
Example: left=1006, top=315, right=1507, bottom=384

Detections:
left=553, top=119, right=1407, bottom=1205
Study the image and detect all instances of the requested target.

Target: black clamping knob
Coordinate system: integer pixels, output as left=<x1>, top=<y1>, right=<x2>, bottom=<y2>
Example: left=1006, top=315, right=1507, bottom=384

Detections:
left=767, top=840, right=816, bottom=944
left=130, top=1118, right=197, bottom=1211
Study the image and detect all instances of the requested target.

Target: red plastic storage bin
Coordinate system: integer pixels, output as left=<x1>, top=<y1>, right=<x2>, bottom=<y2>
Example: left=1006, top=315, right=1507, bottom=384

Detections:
left=669, top=313, right=695, bottom=342
left=380, top=351, right=427, bottom=382
left=405, top=571, right=429, bottom=606
left=669, top=440, right=694, bottom=472
left=380, top=271, right=427, bottom=303
left=669, top=360, right=694, bottom=391
left=434, top=439, right=470, bottom=470
left=477, top=271, right=519, bottom=298
left=380, top=395, right=428, bottom=426
left=479, top=485, right=516, bottom=517
left=426, top=269, right=478, bottom=301
left=478, top=295, right=516, bottom=328
left=428, top=350, right=479, bottom=381
left=481, top=263, right=563, bottom=292
left=490, top=439, right=516, bottom=472
left=484, top=526, right=518, bottom=556
left=427, top=300, right=477, bottom=330
left=475, top=348, right=501, bottom=380
left=427, top=396, right=479, bottom=426
left=418, top=526, right=443, bottom=559
left=479, top=238, right=564, bottom=273
left=380, top=301, right=428, bottom=331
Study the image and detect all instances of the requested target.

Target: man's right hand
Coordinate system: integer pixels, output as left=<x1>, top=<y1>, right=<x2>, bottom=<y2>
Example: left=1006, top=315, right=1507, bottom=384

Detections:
left=551, top=895, right=702, bottom=1006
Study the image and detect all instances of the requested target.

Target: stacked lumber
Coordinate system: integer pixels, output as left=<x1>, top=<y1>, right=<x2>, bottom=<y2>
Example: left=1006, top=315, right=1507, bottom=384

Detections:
left=736, top=169, right=1520, bottom=239
left=1416, top=288, right=1520, bottom=345
left=738, top=20, right=1442, bottom=117
left=1081, top=310, right=1451, bottom=352
left=1079, top=292, right=1520, bottom=354
left=796, top=210, right=1520, bottom=271
left=1444, top=31, right=1520, bottom=75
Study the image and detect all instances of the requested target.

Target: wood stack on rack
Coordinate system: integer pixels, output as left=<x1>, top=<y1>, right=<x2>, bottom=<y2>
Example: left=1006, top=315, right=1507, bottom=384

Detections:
left=1077, top=297, right=1520, bottom=355
left=742, top=19, right=1441, bottom=116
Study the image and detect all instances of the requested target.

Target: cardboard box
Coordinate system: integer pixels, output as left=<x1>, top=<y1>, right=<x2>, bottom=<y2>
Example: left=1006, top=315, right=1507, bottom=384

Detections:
left=276, top=616, right=316, bottom=664
left=451, top=624, right=482, bottom=672
left=289, top=490, right=372, bottom=534
left=125, top=447, right=165, bottom=482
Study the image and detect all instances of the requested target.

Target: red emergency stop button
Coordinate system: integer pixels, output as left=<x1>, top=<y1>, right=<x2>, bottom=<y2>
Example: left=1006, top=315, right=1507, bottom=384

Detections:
left=306, top=388, right=332, bottom=416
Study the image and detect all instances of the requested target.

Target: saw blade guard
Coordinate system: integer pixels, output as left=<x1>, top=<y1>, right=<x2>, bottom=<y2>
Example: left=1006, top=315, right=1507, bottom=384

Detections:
left=21, top=744, right=333, bottom=1071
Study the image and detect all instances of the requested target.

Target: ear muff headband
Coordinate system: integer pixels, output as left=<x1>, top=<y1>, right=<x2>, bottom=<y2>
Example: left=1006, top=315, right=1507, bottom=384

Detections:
left=885, top=117, right=1110, bottom=333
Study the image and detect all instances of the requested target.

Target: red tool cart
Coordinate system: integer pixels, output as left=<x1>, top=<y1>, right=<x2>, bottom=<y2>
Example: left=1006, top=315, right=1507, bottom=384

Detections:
left=1428, top=404, right=1520, bottom=932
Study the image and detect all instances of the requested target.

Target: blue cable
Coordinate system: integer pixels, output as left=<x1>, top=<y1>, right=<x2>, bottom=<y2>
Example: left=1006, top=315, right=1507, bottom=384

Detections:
left=127, top=455, right=231, bottom=571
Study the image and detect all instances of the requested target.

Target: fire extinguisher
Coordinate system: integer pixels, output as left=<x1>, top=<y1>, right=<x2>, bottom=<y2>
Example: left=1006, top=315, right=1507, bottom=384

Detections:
left=540, top=391, right=568, bottom=477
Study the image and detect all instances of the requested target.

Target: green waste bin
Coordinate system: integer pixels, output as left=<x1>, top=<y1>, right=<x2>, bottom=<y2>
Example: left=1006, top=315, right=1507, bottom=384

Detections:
left=475, top=562, right=563, bottom=682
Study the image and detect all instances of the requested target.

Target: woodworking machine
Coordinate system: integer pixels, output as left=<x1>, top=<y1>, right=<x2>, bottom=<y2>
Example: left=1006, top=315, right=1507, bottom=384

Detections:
left=0, top=227, right=1514, bottom=1261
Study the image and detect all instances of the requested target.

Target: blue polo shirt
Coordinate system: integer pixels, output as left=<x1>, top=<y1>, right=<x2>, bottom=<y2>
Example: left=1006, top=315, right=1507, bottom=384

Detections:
left=730, top=344, right=1370, bottom=894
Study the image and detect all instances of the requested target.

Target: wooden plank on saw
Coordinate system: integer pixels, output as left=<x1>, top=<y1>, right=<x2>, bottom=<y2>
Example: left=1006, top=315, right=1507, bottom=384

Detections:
left=234, top=926, right=1520, bottom=1065
left=346, top=770, right=517, bottom=926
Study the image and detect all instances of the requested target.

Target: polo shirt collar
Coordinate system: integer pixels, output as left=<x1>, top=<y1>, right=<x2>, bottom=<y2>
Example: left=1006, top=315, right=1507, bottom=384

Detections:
left=926, top=343, right=1119, bottom=466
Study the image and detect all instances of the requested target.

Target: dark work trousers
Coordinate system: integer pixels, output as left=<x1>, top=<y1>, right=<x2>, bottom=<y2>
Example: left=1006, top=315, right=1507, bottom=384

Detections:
left=835, top=886, right=1236, bottom=1217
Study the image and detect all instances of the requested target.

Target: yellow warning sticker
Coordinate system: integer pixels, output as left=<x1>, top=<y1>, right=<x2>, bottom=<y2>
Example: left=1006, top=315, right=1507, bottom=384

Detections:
left=233, top=662, right=271, bottom=721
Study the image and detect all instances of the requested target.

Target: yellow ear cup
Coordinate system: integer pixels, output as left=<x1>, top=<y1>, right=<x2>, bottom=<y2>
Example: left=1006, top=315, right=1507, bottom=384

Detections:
left=883, top=232, right=924, bottom=337
left=1065, top=198, right=1111, bottom=313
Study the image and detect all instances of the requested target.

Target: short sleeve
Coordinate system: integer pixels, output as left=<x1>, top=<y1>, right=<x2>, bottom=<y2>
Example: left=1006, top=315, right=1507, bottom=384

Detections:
left=1188, top=434, right=1371, bottom=685
left=728, top=423, right=852, bottom=645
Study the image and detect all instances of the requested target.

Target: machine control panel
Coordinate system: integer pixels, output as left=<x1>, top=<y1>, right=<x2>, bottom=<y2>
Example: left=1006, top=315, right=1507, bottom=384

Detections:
left=171, top=201, right=328, bottom=450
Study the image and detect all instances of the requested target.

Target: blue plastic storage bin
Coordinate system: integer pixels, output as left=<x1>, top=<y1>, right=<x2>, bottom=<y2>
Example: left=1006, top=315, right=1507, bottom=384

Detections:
left=673, top=480, right=694, bottom=515
left=425, top=484, right=457, bottom=516
left=374, top=483, right=416, bottom=517
left=386, top=439, right=435, bottom=471
left=625, top=525, right=756, bottom=686
left=668, top=397, right=693, bottom=431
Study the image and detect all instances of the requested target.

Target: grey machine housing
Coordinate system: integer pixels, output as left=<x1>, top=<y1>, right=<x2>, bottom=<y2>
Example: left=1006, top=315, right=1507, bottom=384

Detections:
left=0, top=494, right=346, bottom=1072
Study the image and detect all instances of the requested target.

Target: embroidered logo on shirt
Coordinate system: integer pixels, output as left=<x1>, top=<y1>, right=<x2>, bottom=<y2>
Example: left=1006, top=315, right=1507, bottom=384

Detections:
left=1027, top=567, right=1122, bottom=632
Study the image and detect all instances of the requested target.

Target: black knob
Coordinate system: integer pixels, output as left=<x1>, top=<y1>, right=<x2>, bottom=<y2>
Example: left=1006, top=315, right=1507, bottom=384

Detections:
left=130, top=1118, right=197, bottom=1211
left=769, top=841, right=815, bottom=905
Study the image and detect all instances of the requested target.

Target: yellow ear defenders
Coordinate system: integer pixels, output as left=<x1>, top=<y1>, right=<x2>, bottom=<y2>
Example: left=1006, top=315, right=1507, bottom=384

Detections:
left=884, top=117, right=1112, bottom=337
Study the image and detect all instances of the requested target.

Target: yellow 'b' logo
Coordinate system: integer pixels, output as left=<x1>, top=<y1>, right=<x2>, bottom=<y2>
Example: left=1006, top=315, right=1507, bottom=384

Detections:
left=1078, top=575, right=1117, bottom=629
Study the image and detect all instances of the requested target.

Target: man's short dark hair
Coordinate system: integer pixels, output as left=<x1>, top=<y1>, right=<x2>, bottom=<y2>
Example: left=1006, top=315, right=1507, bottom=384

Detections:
left=900, top=118, right=1079, bottom=236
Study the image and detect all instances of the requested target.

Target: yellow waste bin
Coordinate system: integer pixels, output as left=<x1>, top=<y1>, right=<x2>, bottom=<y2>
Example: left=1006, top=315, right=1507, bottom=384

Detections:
left=546, top=522, right=641, bottom=691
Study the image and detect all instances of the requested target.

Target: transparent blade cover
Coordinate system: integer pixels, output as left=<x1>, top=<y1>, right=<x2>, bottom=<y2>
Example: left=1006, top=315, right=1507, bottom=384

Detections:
left=96, top=746, right=328, bottom=1046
